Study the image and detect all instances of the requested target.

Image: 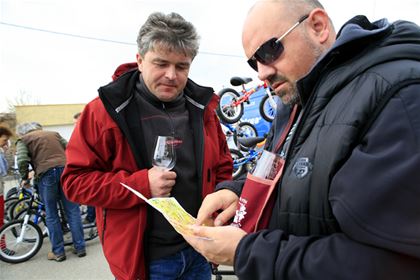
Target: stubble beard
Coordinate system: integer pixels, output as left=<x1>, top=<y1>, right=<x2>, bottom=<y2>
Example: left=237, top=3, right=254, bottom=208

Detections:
left=278, top=82, right=300, bottom=106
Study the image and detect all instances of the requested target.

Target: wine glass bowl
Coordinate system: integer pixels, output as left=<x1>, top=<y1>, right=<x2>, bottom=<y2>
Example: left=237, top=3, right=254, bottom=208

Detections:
left=152, top=136, right=176, bottom=170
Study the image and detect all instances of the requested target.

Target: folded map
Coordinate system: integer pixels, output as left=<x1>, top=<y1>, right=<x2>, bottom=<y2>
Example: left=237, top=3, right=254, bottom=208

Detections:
left=120, top=182, right=197, bottom=236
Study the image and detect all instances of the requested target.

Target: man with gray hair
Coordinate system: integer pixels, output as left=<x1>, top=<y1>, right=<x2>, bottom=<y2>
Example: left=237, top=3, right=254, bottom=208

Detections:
left=62, top=12, right=232, bottom=280
left=16, top=122, right=85, bottom=262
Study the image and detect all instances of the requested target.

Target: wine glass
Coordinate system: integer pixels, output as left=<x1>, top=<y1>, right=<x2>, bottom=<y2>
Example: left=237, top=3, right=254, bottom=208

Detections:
left=152, top=136, right=176, bottom=171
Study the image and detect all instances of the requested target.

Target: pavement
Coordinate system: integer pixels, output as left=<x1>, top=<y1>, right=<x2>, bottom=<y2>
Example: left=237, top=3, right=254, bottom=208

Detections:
left=1, top=179, right=238, bottom=280
left=0, top=231, right=237, bottom=280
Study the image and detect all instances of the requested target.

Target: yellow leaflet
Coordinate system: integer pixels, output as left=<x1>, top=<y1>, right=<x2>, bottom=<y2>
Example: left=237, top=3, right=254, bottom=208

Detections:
left=120, top=182, right=196, bottom=236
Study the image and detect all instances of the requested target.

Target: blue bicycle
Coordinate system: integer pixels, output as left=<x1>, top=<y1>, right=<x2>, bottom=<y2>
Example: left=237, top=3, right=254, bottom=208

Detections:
left=221, top=121, right=259, bottom=151
left=0, top=185, right=98, bottom=263
left=230, top=136, right=266, bottom=180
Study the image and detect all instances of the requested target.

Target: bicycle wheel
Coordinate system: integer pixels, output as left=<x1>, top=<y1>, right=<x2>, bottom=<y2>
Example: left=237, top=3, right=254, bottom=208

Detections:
left=230, top=149, right=245, bottom=180
left=216, top=88, right=244, bottom=124
left=5, top=187, right=18, bottom=200
left=84, top=224, right=98, bottom=241
left=8, top=198, right=31, bottom=221
left=4, top=197, right=19, bottom=222
left=14, top=209, right=48, bottom=238
left=234, top=122, right=258, bottom=151
left=63, top=223, right=99, bottom=247
left=5, top=187, right=33, bottom=200
left=259, top=93, right=279, bottom=122
left=0, top=220, right=43, bottom=263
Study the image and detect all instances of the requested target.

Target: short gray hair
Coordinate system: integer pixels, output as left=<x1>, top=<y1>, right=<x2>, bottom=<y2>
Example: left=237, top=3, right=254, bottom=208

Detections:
left=136, top=12, right=200, bottom=59
left=16, top=122, right=42, bottom=136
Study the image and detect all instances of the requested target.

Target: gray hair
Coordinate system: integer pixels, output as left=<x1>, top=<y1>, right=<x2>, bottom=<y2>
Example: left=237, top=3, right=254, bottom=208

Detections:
left=16, top=122, right=42, bottom=136
left=136, top=12, right=200, bottom=59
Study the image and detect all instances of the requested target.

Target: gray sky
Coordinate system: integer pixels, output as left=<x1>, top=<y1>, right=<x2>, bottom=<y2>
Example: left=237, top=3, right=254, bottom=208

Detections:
left=1, top=0, right=419, bottom=112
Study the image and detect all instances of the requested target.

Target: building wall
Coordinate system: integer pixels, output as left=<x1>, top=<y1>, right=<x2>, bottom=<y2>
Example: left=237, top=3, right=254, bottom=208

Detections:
left=15, top=103, right=86, bottom=140
left=15, top=104, right=85, bottom=126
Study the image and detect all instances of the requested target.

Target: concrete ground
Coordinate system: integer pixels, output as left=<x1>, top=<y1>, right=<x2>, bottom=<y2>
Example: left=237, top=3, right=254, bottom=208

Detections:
left=0, top=230, right=237, bottom=280
left=1, top=179, right=238, bottom=280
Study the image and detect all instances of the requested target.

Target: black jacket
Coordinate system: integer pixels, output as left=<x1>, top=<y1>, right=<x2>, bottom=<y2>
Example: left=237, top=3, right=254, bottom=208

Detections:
left=234, top=16, right=420, bottom=279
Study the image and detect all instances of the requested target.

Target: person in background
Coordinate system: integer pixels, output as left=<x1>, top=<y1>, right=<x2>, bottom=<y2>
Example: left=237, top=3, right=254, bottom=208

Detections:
left=61, top=12, right=232, bottom=280
left=0, top=126, right=13, bottom=247
left=72, top=112, right=96, bottom=225
left=16, top=122, right=86, bottom=262
left=182, top=0, right=420, bottom=279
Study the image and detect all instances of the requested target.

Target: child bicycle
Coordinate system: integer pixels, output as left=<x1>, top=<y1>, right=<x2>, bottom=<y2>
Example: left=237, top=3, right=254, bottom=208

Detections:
left=216, top=76, right=279, bottom=124
left=220, top=121, right=259, bottom=151
left=230, top=136, right=266, bottom=180
left=0, top=185, right=98, bottom=264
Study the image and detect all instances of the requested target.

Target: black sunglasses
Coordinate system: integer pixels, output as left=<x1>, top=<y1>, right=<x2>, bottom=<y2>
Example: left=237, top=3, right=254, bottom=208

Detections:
left=247, top=14, right=309, bottom=71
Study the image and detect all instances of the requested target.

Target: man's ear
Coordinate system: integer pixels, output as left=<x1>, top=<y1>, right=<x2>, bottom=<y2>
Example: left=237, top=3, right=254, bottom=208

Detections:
left=307, top=8, right=332, bottom=44
left=136, top=53, right=143, bottom=71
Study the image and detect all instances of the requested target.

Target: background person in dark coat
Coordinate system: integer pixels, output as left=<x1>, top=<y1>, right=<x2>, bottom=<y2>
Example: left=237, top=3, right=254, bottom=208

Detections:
left=16, top=122, right=86, bottom=262
left=183, top=0, right=420, bottom=279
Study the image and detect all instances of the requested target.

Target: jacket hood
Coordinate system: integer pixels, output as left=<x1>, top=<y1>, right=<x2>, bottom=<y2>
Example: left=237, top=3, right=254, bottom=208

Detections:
left=298, top=15, right=420, bottom=105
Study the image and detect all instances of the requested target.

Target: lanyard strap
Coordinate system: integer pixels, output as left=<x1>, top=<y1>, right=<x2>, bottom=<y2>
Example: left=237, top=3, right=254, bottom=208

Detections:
left=274, top=105, right=298, bottom=153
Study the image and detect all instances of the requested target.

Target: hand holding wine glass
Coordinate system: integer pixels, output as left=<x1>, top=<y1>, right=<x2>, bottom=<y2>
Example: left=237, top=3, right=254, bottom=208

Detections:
left=150, top=136, right=177, bottom=197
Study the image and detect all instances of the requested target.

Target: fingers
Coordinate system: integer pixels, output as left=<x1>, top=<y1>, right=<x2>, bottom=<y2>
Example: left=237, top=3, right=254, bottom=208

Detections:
left=196, top=190, right=239, bottom=226
left=153, top=185, right=173, bottom=197
left=196, top=194, right=222, bottom=225
left=184, top=225, right=246, bottom=266
left=148, top=167, right=177, bottom=198
left=214, top=203, right=237, bottom=226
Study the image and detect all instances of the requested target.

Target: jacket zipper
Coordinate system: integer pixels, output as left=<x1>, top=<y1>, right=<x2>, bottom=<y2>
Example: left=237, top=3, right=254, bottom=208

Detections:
left=161, top=103, right=175, bottom=136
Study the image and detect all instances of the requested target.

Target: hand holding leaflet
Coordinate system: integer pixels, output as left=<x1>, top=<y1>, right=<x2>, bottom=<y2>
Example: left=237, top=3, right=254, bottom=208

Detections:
left=120, top=182, right=207, bottom=238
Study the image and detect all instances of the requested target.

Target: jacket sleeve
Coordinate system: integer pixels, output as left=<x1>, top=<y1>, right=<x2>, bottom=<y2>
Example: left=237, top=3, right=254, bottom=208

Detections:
left=234, top=84, right=420, bottom=279
left=58, top=134, right=68, bottom=149
left=15, top=140, right=30, bottom=180
left=61, top=99, right=150, bottom=209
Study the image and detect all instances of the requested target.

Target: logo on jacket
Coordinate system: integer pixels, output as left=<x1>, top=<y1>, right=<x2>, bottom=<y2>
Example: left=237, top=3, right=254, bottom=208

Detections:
left=293, top=157, right=312, bottom=179
left=231, top=197, right=248, bottom=228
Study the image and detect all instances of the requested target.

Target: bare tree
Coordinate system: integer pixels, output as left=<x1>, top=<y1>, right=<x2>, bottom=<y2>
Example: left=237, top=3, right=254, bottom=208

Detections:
left=6, top=90, right=40, bottom=112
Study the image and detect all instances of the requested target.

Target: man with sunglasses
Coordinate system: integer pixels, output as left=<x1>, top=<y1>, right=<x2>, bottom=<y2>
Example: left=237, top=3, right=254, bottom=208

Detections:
left=182, top=0, right=420, bottom=279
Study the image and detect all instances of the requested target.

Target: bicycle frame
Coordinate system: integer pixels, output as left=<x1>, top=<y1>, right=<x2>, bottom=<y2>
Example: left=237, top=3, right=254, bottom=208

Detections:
left=217, top=76, right=278, bottom=124
left=224, top=81, right=268, bottom=108
left=233, top=149, right=260, bottom=169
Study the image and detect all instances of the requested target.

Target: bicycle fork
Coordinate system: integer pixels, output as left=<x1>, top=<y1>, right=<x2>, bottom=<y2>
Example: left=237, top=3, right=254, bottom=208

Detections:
left=16, top=215, right=30, bottom=243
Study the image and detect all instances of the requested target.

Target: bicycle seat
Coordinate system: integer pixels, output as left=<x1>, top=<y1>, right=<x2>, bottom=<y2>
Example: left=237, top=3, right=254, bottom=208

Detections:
left=230, top=77, right=253, bottom=87
left=237, top=136, right=266, bottom=148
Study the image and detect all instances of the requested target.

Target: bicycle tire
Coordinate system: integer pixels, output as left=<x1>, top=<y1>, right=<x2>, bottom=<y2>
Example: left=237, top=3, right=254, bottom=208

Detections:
left=5, top=187, right=33, bottom=200
left=84, top=224, right=99, bottom=241
left=234, top=122, right=258, bottom=151
left=62, top=223, right=99, bottom=246
left=0, top=220, right=43, bottom=264
left=216, top=88, right=244, bottom=124
left=8, top=198, right=31, bottom=221
left=4, top=197, right=19, bottom=222
left=230, top=149, right=245, bottom=180
left=5, top=187, right=18, bottom=200
left=259, top=94, right=278, bottom=122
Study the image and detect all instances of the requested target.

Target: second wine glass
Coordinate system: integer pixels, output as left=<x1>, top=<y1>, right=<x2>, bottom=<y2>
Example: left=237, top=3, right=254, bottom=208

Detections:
left=152, top=136, right=176, bottom=171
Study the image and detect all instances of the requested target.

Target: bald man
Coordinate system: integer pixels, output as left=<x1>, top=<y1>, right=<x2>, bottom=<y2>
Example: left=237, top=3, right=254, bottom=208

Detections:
left=183, top=0, right=420, bottom=279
